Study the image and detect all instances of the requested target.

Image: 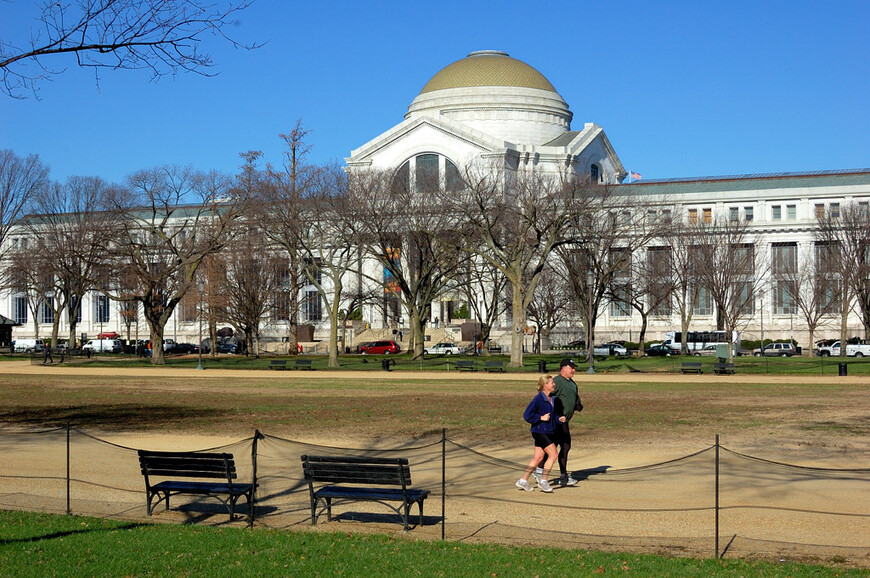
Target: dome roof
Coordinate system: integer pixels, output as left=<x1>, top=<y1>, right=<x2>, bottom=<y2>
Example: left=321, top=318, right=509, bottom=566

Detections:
left=419, top=51, right=557, bottom=94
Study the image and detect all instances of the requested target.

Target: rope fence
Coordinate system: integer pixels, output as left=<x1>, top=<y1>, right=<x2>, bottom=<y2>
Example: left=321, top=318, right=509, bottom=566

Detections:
left=0, top=425, right=867, bottom=563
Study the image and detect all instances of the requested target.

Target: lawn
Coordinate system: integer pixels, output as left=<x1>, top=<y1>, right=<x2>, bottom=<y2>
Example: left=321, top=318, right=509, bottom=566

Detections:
left=1, top=510, right=865, bottom=577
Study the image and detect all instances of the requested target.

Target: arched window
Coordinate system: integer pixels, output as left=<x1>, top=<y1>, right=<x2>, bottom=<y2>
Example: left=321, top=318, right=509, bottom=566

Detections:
left=393, top=154, right=463, bottom=194
left=590, top=163, right=600, bottom=183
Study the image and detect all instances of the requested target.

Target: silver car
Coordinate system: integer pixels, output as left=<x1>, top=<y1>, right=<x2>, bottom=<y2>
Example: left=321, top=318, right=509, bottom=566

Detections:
left=424, top=342, right=462, bottom=355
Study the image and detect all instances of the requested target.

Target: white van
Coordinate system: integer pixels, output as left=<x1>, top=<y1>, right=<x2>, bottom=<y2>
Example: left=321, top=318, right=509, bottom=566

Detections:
left=12, top=338, right=44, bottom=353
left=82, top=339, right=122, bottom=353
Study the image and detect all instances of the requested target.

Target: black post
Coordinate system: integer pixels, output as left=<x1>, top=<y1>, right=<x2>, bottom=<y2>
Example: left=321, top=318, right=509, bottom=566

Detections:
left=250, top=430, right=263, bottom=527
left=66, top=421, right=71, bottom=516
left=441, top=428, right=446, bottom=541
left=715, top=434, right=720, bottom=559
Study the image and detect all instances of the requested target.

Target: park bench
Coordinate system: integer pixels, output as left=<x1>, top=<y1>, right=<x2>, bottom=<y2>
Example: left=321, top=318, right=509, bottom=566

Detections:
left=454, top=360, right=476, bottom=372
left=294, top=359, right=313, bottom=370
left=137, top=450, right=254, bottom=523
left=713, top=362, right=735, bottom=375
left=484, top=360, right=505, bottom=373
left=680, top=362, right=703, bottom=374
left=300, top=454, right=430, bottom=531
left=269, top=359, right=287, bottom=370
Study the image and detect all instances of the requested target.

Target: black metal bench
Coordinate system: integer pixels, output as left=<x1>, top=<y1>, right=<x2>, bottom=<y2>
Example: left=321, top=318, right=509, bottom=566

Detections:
left=454, top=360, right=476, bottom=372
left=300, top=455, right=430, bottom=530
left=269, top=359, right=287, bottom=370
left=137, top=450, right=254, bottom=522
left=484, top=360, right=505, bottom=373
left=681, top=362, right=703, bottom=374
left=713, top=362, right=735, bottom=375
left=294, top=359, right=313, bottom=370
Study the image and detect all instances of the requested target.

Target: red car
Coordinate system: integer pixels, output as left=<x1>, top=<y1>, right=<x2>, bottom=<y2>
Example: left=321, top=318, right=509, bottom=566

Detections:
left=97, top=331, right=120, bottom=339
left=358, top=340, right=401, bottom=355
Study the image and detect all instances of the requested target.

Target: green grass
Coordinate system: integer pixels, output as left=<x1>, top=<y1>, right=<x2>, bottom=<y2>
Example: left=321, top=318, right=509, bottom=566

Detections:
left=0, top=510, right=863, bottom=577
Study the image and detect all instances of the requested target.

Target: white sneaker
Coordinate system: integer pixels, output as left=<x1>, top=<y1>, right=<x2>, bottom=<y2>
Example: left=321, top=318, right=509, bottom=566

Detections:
left=515, top=478, right=534, bottom=492
left=532, top=468, right=543, bottom=483
left=564, top=476, right=578, bottom=486
left=537, top=479, right=554, bottom=493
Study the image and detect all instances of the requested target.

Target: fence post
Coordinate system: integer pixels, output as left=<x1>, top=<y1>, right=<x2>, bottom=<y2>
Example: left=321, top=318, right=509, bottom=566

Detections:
left=715, top=434, right=720, bottom=559
left=250, top=430, right=263, bottom=527
left=441, top=428, right=446, bottom=541
left=66, top=421, right=71, bottom=516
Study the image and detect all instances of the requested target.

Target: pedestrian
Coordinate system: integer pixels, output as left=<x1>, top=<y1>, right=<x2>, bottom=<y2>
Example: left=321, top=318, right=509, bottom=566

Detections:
left=43, top=345, right=53, bottom=364
left=515, top=375, right=565, bottom=493
left=541, top=358, right=583, bottom=486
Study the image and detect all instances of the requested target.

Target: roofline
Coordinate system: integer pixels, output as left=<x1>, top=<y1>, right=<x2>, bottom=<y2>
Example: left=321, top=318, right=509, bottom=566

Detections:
left=620, top=168, right=870, bottom=186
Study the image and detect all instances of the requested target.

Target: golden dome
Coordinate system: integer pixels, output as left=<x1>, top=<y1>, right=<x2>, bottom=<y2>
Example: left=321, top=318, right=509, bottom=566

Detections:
left=419, top=51, right=557, bottom=94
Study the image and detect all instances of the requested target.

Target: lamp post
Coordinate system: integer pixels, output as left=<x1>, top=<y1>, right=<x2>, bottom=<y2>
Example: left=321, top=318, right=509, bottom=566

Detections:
left=196, top=279, right=204, bottom=371
left=587, top=271, right=595, bottom=374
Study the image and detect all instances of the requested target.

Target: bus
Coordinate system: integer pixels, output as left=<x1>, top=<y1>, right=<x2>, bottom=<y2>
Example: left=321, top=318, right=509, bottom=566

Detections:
left=663, top=330, right=739, bottom=353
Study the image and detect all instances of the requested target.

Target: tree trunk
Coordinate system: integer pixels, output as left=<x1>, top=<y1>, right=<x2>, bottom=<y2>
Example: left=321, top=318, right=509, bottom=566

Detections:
left=510, top=286, right=525, bottom=368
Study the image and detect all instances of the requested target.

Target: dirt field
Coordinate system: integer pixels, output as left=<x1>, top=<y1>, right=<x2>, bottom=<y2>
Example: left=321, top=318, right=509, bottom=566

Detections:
left=0, top=361, right=868, bottom=567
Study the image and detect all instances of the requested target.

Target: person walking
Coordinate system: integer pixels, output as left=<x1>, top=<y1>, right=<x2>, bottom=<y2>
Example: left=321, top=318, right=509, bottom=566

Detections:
left=516, top=375, right=565, bottom=493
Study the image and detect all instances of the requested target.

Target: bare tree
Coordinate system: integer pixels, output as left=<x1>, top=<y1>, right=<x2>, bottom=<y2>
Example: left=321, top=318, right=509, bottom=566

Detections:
left=103, top=165, right=245, bottom=364
left=621, top=243, right=676, bottom=356
left=454, top=162, right=578, bottom=368
left=691, top=215, right=766, bottom=360
left=780, top=244, right=836, bottom=356
left=527, top=263, right=572, bottom=353
left=665, top=218, right=704, bottom=355
left=559, top=190, right=669, bottom=367
left=453, top=256, right=509, bottom=350
left=1, top=0, right=259, bottom=98
left=295, top=165, right=358, bottom=367
left=0, top=150, right=47, bottom=259
left=347, top=169, right=467, bottom=359
left=25, top=177, right=116, bottom=348
left=257, top=125, right=322, bottom=354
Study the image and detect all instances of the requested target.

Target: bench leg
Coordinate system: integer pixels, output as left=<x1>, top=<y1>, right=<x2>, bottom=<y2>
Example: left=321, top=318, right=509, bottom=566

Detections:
left=325, top=497, right=332, bottom=521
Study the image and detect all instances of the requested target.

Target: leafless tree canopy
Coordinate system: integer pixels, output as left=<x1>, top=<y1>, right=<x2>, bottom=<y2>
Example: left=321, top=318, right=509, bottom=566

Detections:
left=1, top=0, right=259, bottom=98
left=0, top=149, right=48, bottom=258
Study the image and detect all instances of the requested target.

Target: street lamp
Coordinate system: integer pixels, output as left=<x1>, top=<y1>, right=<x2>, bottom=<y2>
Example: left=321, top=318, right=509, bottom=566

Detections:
left=586, top=271, right=595, bottom=374
left=196, top=279, right=204, bottom=371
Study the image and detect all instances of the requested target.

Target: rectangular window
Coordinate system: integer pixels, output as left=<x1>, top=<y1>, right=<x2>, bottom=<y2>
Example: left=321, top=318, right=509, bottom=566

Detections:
left=859, top=202, right=869, bottom=218
left=735, top=281, right=754, bottom=315
left=688, top=209, right=698, bottom=224
left=729, top=207, right=739, bottom=222
left=830, top=202, right=841, bottom=218
left=815, top=204, right=825, bottom=219
left=13, top=296, right=27, bottom=324
left=608, top=284, right=631, bottom=317
left=744, top=206, right=753, bottom=221
left=702, top=208, right=712, bottom=223
left=41, top=297, right=54, bottom=325
left=787, top=204, right=796, bottom=220
left=693, top=286, right=713, bottom=316
left=771, top=243, right=797, bottom=275
left=94, top=295, right=110, bottom=324
left=304, top=290, right=322, bottom=322
left=772, top=205, right=782, bottom=220
left=774, top=280, right=796, bottom=315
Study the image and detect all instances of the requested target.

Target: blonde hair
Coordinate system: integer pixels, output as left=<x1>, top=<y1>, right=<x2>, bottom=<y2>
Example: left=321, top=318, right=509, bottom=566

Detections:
left=536, top=375, right=553, bottom=391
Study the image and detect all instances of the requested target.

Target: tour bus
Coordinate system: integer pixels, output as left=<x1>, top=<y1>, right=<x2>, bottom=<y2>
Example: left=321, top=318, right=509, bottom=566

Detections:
left=663, top=330, right=739, bottom=353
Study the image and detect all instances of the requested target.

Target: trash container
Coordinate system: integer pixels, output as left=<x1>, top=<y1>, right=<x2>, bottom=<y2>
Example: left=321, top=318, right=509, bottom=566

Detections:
left=381, top=358, right=393, bottom=372
left=838, top=362, right=847, bottom=376
left=537, top=360, right=547, bottom=373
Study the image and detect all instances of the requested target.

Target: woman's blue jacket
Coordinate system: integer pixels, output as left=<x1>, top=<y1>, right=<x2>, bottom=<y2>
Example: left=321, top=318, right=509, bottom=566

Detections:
left=523, top=391, right=559, bottom=434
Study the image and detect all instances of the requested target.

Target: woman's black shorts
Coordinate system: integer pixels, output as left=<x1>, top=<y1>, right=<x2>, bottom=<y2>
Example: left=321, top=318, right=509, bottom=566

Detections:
left=532, top=432, right=556, bottom=449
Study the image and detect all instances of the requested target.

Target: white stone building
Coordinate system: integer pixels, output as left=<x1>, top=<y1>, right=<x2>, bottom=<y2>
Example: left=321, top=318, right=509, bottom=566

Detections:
left=4, top=51, right=870, bottom=352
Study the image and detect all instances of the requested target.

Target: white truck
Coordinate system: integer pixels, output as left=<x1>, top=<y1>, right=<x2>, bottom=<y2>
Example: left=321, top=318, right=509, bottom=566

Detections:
left=816, top=341, right=870, bottom=357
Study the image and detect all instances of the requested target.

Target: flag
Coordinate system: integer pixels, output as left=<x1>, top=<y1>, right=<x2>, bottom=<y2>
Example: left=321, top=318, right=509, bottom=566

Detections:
left=629, top=171, right=642, bottom=181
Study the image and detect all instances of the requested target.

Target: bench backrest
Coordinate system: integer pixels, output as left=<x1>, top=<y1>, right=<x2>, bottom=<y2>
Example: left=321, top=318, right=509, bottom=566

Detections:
left=301, top=455, right=412, bottom=488
left=138, top=450, right=237, bottom=485
left=456, top=361, right=474, bottom=367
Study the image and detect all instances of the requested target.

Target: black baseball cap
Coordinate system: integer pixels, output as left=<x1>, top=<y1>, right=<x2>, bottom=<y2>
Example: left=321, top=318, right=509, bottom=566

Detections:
left=560, top=358, right=577, bottom=368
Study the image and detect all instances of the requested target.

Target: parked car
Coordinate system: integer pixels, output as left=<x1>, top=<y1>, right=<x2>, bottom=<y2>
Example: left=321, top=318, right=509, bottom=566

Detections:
left=593, top=343, right=629, bottom=356
left=816, top=341, right=870, bottom=357
left=644, top=343, right=672, bottom=357
left=751, top=342, right=797, bottom=357
left=358, top=340, right=401, bottom=355
left=216, top=342, right=239, bottom=354
left=165, top=342, right=199, bottom=354
left=693, top=344, right=723, bottom=356
left=12, top=338, right=45, bottom=353
left=424, top=342, right=462, bottom=355
left=82, top=338, right=122, bottom=353
left=96, top=331, right=120, bottom=339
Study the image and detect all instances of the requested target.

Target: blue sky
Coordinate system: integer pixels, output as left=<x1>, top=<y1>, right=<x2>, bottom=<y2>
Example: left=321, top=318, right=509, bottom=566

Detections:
left=2, top=0, right=868, bottom=184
